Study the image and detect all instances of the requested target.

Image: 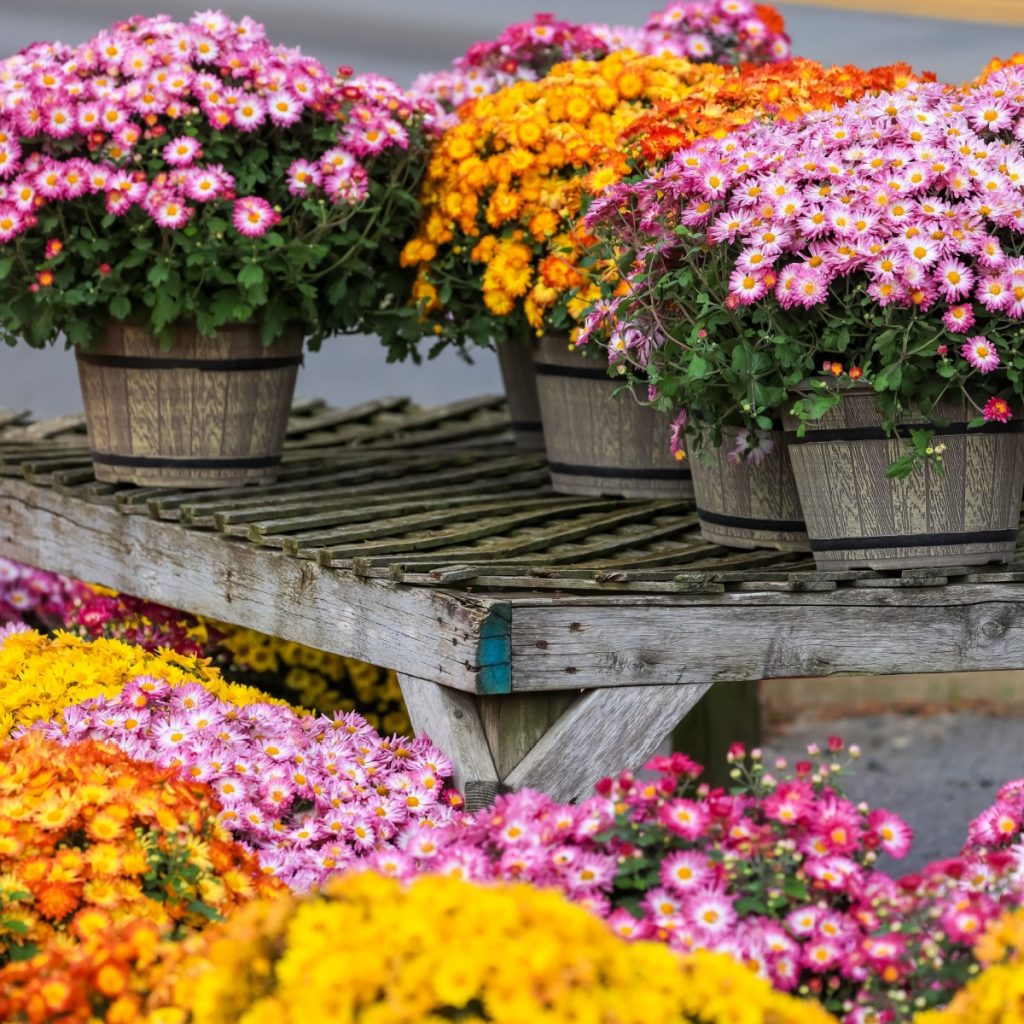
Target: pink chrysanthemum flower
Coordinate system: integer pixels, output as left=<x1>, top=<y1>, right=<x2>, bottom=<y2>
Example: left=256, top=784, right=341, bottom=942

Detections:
left=285, top=159, right=322, bottom=196
left=943, top=303, right=975, bottom=333
left=935, top=258, right=974, bottom=301
left=961, top=335, right=1000, bottom=373
left=162, top=135, right=201, bottom=166
left=232, top=195, right=279, bottom=237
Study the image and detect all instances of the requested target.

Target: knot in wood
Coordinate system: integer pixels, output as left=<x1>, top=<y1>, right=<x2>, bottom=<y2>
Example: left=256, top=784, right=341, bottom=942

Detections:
left=981, top=618, right=1007, bottom=640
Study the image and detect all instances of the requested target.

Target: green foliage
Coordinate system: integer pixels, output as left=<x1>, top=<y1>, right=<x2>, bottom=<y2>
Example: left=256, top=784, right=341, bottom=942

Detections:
left=584, top=200, right=1022, bottom=474
left=0, top=110, right=433, bottom=351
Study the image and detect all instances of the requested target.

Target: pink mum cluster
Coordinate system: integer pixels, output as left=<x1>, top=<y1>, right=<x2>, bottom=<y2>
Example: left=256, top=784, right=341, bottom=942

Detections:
left=363, top=743, right=914, bottom=1010
left=0, top=9, right=435, bottom=242
left=0, top=556, right=90, bottom=625
left=31, top=678, right=459, bottom=890
left=412, top=2, right=789, bottom=110
left=587, top=68, right=1024, bottom=425
left=365, top=787, right=620, bottom=904
left=643, top=0, right=790, bottom=64
left=364, top=741, right=1024, bottom=1022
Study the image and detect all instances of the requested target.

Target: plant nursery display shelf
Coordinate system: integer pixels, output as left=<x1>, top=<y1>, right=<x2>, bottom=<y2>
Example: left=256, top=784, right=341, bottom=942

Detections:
left=3, top=396, right=1024, bottom=807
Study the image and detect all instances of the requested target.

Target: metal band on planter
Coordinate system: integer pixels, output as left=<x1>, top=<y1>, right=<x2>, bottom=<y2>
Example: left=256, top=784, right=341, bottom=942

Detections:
left=689, top=427, right=810, bottom=553
left=533, top=334, right=694, bottom=500
left=782, top=387, right=1024, bottom=570
left=76, top=322, right=303, bottom=489
left=497, top=340, right=546, bottom=451
left=76, top=352, right=303, bottom=372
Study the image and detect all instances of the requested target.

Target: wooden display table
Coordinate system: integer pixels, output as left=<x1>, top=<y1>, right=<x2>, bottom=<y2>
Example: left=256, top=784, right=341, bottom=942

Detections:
left=2, top=398, right=1023, bottom=807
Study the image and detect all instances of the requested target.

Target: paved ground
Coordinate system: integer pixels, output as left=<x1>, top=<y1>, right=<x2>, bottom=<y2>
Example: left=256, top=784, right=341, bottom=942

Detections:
left=766, top=711, right=1024, bottom=875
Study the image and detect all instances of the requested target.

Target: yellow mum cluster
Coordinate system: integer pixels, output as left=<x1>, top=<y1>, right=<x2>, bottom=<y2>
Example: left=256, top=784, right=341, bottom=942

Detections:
left=0, top=629, right=280, bottom=738
left=402, top=50, right=732, bottom=342
left=214, top=626, right=410, bottom=733
left=917, top=908, right=1024, bottom=1024
left=151, top=872, right=835, bottom=1024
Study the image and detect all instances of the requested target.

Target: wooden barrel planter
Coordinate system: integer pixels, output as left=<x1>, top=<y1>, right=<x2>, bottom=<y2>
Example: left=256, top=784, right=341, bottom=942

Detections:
left=690, top=427, right=808, bottom=552
left=533, top=334, right=693, bottom=499
left=496, top=339, right=544, bottom=450
left=76, top=322, right=303, bottom=489
left=782, top=388, right=1024, bottom=570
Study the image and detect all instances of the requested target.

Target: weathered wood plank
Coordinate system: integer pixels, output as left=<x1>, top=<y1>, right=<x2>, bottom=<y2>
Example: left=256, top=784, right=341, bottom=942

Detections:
left=0, top=477, right=502, bottom=694
left=397, top=674, right=500, bottom=810
left=479, top=691, right=578, bottom=779
left=504, top=683, right=712, bottom=802
left=508, top=598, right=1024, bottom=690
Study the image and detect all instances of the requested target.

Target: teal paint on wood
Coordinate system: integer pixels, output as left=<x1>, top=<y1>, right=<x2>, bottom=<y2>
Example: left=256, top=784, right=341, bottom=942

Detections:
left=477, top=602, right=512, bottom=695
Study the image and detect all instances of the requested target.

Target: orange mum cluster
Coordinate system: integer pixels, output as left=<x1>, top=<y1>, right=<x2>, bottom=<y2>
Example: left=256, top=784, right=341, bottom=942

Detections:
left=402, top=51, right=930, bottom=351
left=974, top=52, right=1024, bottom=84
left=0, top=733, right=280, bottom=1024
left=402, top=51, right=728, bottom=346
left=626, top=58, right=929, bottom=164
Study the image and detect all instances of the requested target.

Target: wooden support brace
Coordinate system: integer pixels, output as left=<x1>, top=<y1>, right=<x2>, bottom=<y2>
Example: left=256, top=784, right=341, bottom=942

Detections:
left=398, top=674, right=500, bottom=809
left=503, top=682, right=713, bottom=803
left=399, top=673, right=712, bottom=808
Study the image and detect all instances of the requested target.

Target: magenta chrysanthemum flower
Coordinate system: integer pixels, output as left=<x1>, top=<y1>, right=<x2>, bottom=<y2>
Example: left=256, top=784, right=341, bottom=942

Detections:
left=285, top=159, right=322, bottom=196
left=232, top=195, right=279, bottom=237
left=983, top=395, right=1013, bottom=423
left=943, top=303, right=975, bottom=334
left=935, top=258, right=974, bottom=301
left=150, top=194, right=192, bottom=229
left=961, top=335, right=1000, bottom=373
left=669, top=408, right=688, bottom=461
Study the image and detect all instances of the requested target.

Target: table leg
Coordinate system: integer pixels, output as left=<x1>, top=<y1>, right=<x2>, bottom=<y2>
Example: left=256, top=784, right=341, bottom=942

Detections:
left=399, top=674, right=712, bottom=808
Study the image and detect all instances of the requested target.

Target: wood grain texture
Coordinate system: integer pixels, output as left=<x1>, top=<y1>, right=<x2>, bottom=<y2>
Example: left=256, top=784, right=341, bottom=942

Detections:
left=496, top=339, right=545, bottom=451
left=509, top=596, right=1024, bottom=689
left=690, top=428, right=808, bottom=552
left=397, top=674, right=499, bottom=809
left=76, top=323, right=302, bottom=489
left=534, top=335, right=694, bottom=500
left=478, top=691, right=578, bottom=778
left=0, top=477, right=499, bottom=693
left=783, top=390, right=1024, bottom=570
left=504, top=683, right=712, bottom=802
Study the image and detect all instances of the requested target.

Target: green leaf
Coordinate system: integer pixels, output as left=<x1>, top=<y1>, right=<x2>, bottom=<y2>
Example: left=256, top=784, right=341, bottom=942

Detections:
left=783, top=877, right=809, bottom=900
left=148, top=263, right=170, bottom=287
left=886, top=455, right=917, bottom=479
left=186, top=900, right=222, bottom=922
left=688, top=355, right=710, bottom=379
left=0, top=256, right=13, bottom=281
left=1, top=919, right=29, bottom=934
left=109, top=295, right=131, bottom=320
left=7, top=941, right=39, bottom=962
left=238, top=264, right=265, bottom=289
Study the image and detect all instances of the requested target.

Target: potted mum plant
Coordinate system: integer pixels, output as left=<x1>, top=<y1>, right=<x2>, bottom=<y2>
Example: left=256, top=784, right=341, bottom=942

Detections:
left=0, top=12, right=438, bottom=488
left=402, top=2, right=790, bottom=464
left=581, top=59, right=925, bottom=550
left=402, top=51, right=754, bottom=493
left=587, top=70, right=1024, bottom=569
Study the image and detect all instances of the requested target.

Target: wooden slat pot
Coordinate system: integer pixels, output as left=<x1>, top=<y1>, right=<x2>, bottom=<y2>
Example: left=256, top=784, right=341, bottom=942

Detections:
left=782, top=387, right=1024, bottom=570
left=76, top=321, right=303, bottom=489
left=690, top=428, right=808, bottom=552
left=496, top=339, right=544, bottom=450
left=533, top=334, right=693, bottom=499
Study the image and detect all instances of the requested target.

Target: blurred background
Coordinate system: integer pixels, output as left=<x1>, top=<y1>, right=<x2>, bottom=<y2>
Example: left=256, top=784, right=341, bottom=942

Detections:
left=0, top=0, right=1018, bottom=415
